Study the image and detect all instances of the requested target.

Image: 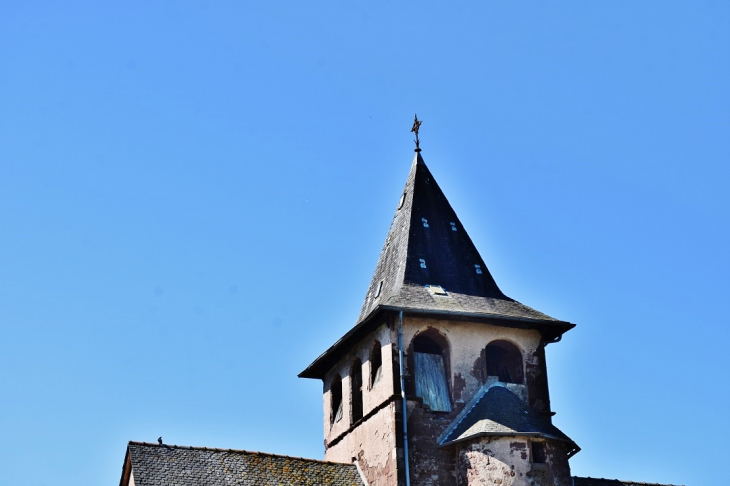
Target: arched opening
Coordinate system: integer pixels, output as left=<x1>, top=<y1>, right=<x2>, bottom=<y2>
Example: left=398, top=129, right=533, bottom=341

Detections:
left=370, top=341, right=382, bottom=387
left=351, top=359, right=363, bottom=423
left=330, top=375, right=343, bottom=425
left=485, top=340, right=524, bottom=384
left=412, top=332, right=452, bottom=412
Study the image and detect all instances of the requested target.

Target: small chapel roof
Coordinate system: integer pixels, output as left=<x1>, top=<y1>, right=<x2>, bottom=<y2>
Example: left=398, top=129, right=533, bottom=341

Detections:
left=300, top=152, right=574, bottom=379
left=438, top=383, right=578, bottom=451
left=119, top=441, right=364, bottom=486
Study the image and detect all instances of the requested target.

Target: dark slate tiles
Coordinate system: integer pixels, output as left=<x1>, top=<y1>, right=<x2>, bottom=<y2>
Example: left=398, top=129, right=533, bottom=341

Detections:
left=358, top=152, right=512, bottom=323
left=439, top=384, right=576, bottom=447
left=357, top=152, right=573, bottom=327
left=126, top=442, right=363, bottom=486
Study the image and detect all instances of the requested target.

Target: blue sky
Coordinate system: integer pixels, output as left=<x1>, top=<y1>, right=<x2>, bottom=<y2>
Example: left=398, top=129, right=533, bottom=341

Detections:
left=1, top=2, right=728, bottom=485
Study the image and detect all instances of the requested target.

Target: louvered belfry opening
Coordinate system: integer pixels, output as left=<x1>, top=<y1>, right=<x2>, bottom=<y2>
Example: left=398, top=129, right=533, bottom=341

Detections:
left=370, top=341, right=382, bottom=387
left=485, top=340, right=524, bottom=384
left=412, top=332, right=452, bottom=413
left=351, top=359, right=363, bottom=423
left=330, top=375, right=343, bottom=425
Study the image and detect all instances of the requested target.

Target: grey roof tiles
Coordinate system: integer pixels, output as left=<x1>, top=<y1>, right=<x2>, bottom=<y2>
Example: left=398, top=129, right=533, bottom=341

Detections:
left=439, top=383, right=577, bottom=449
left=572, top=478, right=683, bottom=486
left=123, top=442, right=364, bottom=486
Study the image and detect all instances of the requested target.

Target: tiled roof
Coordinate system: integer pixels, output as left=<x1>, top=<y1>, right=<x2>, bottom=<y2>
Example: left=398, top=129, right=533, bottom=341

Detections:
left=439, top=383, right=577, bottom=450
left=122, top=442, right=364, bottom=486
left=300, top=152, right=574, bottom=379
left=573, top=478, right=683, bottom=486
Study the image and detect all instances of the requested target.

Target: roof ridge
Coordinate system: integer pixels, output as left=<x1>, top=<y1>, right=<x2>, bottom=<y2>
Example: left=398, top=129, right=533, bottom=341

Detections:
left=438, top=381, right=502, bottom=445
left=127, top=441, right=354, bottom=466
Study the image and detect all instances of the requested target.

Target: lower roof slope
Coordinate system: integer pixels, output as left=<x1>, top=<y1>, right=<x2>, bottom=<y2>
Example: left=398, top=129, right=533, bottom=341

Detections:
left=121, top=442, right=363, bottom=486
left=439, top=383, right=577, bottom=452
left=573, top=478, right=683, bottom=486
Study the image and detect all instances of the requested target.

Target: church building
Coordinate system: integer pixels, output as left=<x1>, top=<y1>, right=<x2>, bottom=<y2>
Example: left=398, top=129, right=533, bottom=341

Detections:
left=118, top=122, right=681, bottom=486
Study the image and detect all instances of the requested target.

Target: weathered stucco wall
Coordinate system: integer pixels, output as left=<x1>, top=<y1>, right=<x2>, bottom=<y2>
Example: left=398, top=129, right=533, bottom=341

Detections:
left=325, top=403, right=400, bottom=486
left=319, top=314, right=562, bottom=486
left=401, top=315, right=550, bottom=485
left=457, top=437, right=572, bottom=486
left=323, top=322, right=396, bottom=444
left=322, top=321, right=402, bottom=485
left=402, top=315, right=544, bottom=408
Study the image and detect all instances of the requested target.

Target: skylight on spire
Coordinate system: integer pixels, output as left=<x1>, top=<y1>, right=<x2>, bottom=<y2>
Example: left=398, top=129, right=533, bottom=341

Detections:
left=426, top=285, right=447, bottom=296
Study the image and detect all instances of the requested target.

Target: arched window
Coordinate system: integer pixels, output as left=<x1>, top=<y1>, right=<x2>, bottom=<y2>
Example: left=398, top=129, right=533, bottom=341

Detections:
left=485, top=340, right=524, bottom=384
left=351, top=359, right=363, bottom=423
left=330, top=375, right=343, bottom=424
left=370, top=341, right=382, bottom=387
left=412, top=333, right=452, bottom=412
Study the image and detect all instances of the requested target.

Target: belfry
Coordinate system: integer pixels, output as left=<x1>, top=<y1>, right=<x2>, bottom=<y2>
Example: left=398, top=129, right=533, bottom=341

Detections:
left=117, top=120, right=680, bottom=486
left=299, top=118, right=578, bottom=485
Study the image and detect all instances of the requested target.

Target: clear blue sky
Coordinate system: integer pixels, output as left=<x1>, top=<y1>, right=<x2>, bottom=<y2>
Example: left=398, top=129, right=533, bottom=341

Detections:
left=1, top=2, right=727, bottom=485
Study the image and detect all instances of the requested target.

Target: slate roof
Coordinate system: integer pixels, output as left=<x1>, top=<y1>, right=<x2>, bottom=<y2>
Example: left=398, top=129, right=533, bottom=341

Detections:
left=300, top=152, right=574, bottom=379
left=572, top=478, right=683, bottom=486
left=121, top=441, right=364, bottom=486
left=438, top=383, right=577, bottom=451
left=357, top=152, right=562, bottom=324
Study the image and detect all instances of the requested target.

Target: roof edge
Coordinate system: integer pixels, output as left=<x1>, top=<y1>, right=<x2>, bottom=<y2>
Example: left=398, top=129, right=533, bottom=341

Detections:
left=299, top=305, right=575, bottom=379
left=439, top=431, right=579, bottom=448
left=125, top=441, right=355, bottom=466
left=298, top=307, right=389, bottom=379
left=379, top=305, right=575, bottom=330
left=572, top=477, right=684, bottom=486
left=119, top=445, right=132, bottom=486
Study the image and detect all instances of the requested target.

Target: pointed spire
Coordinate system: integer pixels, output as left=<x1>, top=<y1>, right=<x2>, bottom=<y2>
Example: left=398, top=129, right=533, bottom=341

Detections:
left=299, top=136, right=574, bottom=380
left=357, top=151, right=558, bottom=325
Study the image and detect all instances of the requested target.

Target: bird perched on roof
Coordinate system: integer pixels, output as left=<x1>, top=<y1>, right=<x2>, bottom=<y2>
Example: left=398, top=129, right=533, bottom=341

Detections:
left=158, top=437, right=163, bottom=445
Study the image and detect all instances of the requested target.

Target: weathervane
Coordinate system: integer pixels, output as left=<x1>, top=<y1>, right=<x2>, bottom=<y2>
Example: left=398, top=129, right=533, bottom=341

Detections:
left=411, top=114, right=422, bottom=152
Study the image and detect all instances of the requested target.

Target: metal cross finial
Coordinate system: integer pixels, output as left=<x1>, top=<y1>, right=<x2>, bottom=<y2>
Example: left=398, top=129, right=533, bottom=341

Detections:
left=411, top=114, right=422, bottom=152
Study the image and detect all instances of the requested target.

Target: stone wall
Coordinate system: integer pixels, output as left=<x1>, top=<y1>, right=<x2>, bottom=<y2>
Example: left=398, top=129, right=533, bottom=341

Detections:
left=401, top=315, right=545, bottom=409
left=400, top=315, right=550, bottom=485
left=326, top=403, right=401, bottom=485
left=319, top=313, right=562, bottom=486
left=457, top=437, right=572, bottom=486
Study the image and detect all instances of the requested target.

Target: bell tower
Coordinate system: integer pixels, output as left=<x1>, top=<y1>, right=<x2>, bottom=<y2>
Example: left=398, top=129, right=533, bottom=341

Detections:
left=299, top=122, right=578, bottom=486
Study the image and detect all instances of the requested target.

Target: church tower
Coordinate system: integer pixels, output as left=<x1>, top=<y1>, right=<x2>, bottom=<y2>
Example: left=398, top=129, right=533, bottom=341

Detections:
left=299, top=123, right=578, bottom=486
